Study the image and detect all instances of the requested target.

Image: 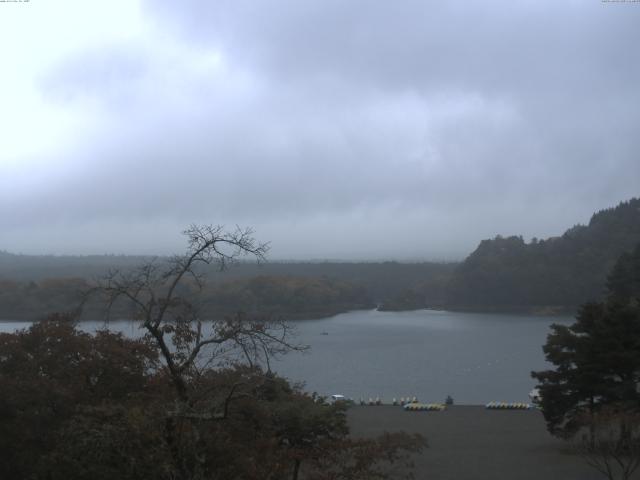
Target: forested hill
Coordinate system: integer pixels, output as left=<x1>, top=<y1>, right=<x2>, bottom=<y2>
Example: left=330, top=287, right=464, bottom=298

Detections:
left=4, top=198, right=637, bottom=318
left=446, top=198, right=640, bottom=312
left=0, top=253, right=455, bottom=320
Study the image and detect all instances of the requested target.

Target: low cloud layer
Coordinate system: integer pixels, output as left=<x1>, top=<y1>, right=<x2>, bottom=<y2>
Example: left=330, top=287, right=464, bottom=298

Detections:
left=1, top=1, right=638, bottom=259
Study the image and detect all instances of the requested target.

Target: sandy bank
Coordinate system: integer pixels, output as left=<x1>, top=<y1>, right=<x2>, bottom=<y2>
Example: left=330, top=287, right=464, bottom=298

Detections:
left=348, top=405, right=609, bottom=480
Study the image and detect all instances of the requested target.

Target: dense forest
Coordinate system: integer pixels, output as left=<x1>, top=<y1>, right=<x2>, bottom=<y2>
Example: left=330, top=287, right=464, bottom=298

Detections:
left=1, top=198, right=638, bottom=318
left=0, top=253, right=455, bottom=301
left=0, top=275, right=373, bottom=321
left=446, top=198, right=640, bottom=312
left=0, top=255, right=454, bottom=320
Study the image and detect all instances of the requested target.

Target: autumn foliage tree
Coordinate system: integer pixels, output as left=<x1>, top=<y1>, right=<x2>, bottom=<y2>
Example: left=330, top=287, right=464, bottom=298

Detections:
left=0, top=315, right=424, bottom=480
left=0, top=314, right=158, bottom=479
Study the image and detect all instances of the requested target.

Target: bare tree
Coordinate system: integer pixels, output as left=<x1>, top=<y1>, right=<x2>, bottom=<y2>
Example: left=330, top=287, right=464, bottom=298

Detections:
left=86, top=225, right=312, bottom=479
left=90, top=224, right=304, bottom=404
left=576, top=408, right=640, bottom=480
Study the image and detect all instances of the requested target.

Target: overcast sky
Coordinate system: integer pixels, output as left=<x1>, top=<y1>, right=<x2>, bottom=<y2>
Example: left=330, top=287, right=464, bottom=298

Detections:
left=0, top=0, right=638, bottom=260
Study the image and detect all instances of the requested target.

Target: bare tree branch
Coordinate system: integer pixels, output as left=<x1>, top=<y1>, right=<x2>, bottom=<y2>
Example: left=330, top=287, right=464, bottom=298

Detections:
left=87, top=224, right=303, bottom=405
left=576, top=408, right=640, bottom=480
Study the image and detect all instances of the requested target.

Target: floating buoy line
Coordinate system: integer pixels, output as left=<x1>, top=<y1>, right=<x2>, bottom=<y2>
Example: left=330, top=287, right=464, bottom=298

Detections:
left=485, top=402, right=531, bottom=410
left=341, top=396, right=532, bottom=410
left=403, top=403, right=446, bottom=411
left=353, top=396, right=448, bottom=411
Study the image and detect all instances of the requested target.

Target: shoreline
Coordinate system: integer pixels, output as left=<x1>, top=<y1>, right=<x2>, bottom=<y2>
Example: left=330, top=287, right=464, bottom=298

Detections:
left=380, top=305, right=577, bottom=316
left=0, top=305, right=576, bottom=323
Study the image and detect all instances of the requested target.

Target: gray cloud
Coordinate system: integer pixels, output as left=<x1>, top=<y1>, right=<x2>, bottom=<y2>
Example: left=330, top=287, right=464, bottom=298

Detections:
left=1, top=1, right=639, bottom=259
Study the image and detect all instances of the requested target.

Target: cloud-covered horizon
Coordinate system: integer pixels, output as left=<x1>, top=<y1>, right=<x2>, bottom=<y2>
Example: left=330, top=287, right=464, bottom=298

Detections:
left=1, top=1, right=638, bottom=260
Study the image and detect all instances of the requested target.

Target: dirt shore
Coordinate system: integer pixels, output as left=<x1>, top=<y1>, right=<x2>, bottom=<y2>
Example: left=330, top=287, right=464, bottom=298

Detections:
left=347, top=405, right=613, bottom=480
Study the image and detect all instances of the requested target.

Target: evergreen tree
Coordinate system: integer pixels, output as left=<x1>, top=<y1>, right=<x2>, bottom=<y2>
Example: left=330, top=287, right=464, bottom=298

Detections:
left=532, top=243, right=640, bottom=438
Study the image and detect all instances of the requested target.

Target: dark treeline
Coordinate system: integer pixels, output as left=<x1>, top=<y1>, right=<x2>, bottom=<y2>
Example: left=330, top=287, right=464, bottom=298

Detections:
left=0, top=277, right=88, bottom=321
left=446, top=198, right=640, bottom=312
left=0, top=252, right=456, bottom=301
left=203, top=275, right=374, bottom=319
left=0, top=276, right=373, bottom=321
left=0, top=256, right=455, bottom=320
left=2, top=198, right=638, bottom=318
left=0, top=252, right=153, bottom=280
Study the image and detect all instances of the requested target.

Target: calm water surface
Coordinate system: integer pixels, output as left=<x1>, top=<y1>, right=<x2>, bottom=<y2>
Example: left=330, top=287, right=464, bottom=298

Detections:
left=0, top=309, right=573, bottom=405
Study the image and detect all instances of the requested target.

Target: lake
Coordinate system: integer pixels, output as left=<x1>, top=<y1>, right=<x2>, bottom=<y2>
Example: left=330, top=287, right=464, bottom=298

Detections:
left=0, top=309, right=573, bottom=405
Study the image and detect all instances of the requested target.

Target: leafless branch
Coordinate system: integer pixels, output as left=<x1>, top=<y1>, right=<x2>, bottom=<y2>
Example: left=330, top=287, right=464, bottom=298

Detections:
left=88, top=224, right=305, bottom=406
left=576, top=408, right=640, bottom=480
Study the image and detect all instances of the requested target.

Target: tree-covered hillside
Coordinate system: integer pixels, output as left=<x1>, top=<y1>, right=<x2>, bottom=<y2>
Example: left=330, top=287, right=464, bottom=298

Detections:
left=0, top=255, right=455, bottom=320
left=446, top=198, right=640, bottom=312
left=4, top=198, right=637, bottom=317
